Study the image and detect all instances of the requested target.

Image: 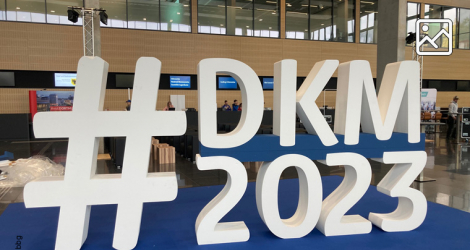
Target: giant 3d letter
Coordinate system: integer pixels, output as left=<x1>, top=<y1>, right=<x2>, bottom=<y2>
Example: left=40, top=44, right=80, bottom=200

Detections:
left=273, top=60, right=297, bottom=146
left=198, top=58, right=264, bottom=148
left=334, top=61, right=420, bottom=145
left=24, top=57, right=187, bottom=250
left=296, top=60, right=339, bottom=146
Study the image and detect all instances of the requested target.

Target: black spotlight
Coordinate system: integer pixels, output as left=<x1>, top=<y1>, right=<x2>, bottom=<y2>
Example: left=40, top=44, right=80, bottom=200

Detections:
left=99, top=10, right=108, bottom=25
left=67, top=9, right=80, bottom=23
left=406, top=32, right=416, bottom=44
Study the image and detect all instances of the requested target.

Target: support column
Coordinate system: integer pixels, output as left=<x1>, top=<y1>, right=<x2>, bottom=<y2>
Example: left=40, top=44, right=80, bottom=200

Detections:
left=280, top=0, right=285, bottom=39
left=355, top=0, right=360, bottom=43
left=191, top=0, right=198, bottom=33
left=226, top=0, right=236, bottom=36
left=336, top=0, right=348, bottom=42
left=376, top=0, right=407, bottom=90
left=84, top=0, right=101, bottom=57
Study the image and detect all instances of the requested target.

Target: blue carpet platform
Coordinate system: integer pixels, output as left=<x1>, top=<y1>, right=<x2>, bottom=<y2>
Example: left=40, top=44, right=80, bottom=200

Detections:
left=0, top=176, right=468, bottom=250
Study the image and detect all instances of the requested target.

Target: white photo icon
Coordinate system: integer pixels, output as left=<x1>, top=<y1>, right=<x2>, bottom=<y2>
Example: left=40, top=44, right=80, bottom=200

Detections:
left=416, top=19, right=453, bottom=56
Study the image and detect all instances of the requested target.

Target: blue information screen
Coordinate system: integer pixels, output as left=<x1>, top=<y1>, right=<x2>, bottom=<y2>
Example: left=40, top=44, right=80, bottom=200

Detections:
left=170, top=76, right=191, bottom=89
left=218, top=77, right=238, bottom=89
left=263, top=78, right=274, bottom=90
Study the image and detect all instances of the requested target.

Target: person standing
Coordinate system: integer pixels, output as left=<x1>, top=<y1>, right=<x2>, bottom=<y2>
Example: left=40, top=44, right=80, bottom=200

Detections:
left=221, top=100, right=231, bottom=111
left=447, top=96, right=459, bottom=139
left=125, top=100, right=131, bottom=111
left=232, top=100, right=239, bottom=111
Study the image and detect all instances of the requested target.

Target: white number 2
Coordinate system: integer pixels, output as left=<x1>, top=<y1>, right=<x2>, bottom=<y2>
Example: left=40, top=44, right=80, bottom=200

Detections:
left=369, top=151, right=427, bottom=232
left=195, top=155, right=250, bottom=245
left=317, top=152, right=373, bottom=236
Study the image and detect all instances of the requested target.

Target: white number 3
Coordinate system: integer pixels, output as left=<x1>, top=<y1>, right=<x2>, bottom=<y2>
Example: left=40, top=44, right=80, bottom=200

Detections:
left=370, top=151, right=427, bottom=232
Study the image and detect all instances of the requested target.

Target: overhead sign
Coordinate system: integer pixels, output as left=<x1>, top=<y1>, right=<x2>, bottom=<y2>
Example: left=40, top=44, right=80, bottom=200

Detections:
left=170, top=76, right=191, bottom=88
left=25, top=57, right=426, bottom=249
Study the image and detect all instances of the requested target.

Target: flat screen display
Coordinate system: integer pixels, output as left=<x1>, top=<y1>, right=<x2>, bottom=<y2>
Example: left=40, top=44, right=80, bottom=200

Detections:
left=170, top=76, right=191, bottom=89
left=116, top=74, right=134, bottom=88
left=263, top=78, right=274, bottom=90
left=55, top=73, right=77, bottom=87
left=218, top=77, right=237, bottom=89
left=0, top=72, right=15, bottom=87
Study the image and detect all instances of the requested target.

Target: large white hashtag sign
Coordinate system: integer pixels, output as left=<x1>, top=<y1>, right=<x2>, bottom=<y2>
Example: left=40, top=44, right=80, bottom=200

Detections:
left=24, top=57, right=187, bottom=250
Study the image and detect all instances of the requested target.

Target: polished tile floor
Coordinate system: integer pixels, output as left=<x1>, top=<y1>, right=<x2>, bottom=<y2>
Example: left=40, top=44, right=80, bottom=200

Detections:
left=0, top=134, right=469, bottom=216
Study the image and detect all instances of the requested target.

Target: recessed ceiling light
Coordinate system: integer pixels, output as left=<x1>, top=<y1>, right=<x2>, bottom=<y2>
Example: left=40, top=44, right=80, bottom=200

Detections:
left=259, top=19, right=263, bottom=21
left=220, top=24, right=224, bottom=26
left=246, top=26, right=250, bottom=28
left=170, top=20, right=173, bottom=22
left=143, top=18, right=146, bottom=20
left=16, top=7, right=20, bottom=10
left=184, top=4, right=189, bottom=7
left=269, top=27, right=272, bottom=29
left=272, top=12, right=276, bottom=14
left=177, top=12, right=180, bottom=15
left=321, top=23, right=324, bottom=25
left=305, top=29, right=308, bottom=31
left=51, top=10, right=55, bottom=13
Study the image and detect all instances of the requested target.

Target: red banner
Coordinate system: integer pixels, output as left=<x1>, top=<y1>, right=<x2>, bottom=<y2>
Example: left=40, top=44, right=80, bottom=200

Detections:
left=29, top=91, right=37, bottom=120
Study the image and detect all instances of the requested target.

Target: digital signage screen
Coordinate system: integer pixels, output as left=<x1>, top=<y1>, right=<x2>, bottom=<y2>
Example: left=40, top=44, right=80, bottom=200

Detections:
left=170, top=76, right=191, bottom=89
left=263, top=78, right=274, bottom=90
left=55, top=73, right=77, bottom=87
left=218, top=77, right=238, bottom=89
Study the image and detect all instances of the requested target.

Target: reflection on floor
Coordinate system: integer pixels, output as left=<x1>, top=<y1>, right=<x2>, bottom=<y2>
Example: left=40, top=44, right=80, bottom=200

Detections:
left=1, top=134, right=470, bottom=216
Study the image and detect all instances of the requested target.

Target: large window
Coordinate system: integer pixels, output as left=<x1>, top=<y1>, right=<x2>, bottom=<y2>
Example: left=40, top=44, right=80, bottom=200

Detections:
left=0, top=0, right=191, bottom=33
left=254, top=0, right=279, bottom=37
left=6, top=0, right=46, bottom=23
left=101, top=0, right=128, bottom=28
left=459, top=8, right=470, bottom=49
left=160, top=0, right=191, bottom=32
left=47, top=0, right=83, bottom=25
left=128, top=0, right=161, bottom=30
left=406, top=2, right=420, bottom=35
left=286, top=0, right=355, bottom=42
left=359, top=0, right=377, bottom=44
left=285, top=0, right=309, bottom=39
left=198, top=0, right=226, bottom=34
left=0, top=0, right=5, bottom=20
left=199, top=0, right=279, bottom=37
left=424, top=5, right=454, bottom=49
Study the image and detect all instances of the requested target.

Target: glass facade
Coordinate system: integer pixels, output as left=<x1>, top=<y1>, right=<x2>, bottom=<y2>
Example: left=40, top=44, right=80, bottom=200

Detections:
left=406, top=2, right=420, bottom=35
left=0, top=0, right=191, bottom=32
left=359, top=0, right=377, bottom=44
left=424, top=5, right=454, bottom=49
left=285, top=0, right=309, bottom=39
left=160, top=0, right=191, bottom=32
left=0, top=0, right=5, bottom=20
left=198, top=0, right=226, bottom=34
left=286, top=0, right=355, bottom=42
left=199, top=0, right=279, bottom=37
left=6, top=0, right=46, bottom=23
left=46, top=0, right=83, bottom=25
left=459, top=8, right=470, bottom=49
left=0, top=0, right=468, bottom=48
